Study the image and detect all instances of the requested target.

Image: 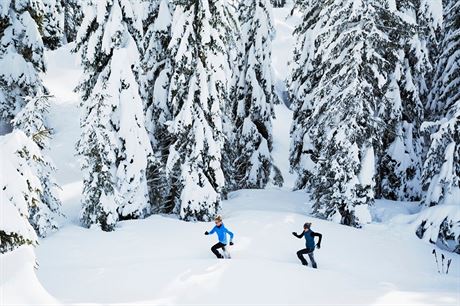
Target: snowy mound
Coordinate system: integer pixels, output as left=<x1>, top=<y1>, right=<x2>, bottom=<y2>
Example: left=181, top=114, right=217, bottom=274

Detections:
left=0, top=247, right=57, bottom=305
left=415, top=205, right=460, bottom=253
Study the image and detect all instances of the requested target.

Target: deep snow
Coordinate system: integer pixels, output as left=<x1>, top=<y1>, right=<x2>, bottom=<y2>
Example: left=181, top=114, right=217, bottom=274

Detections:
left=1, top=7, right=459, bottom=306
left=31, top=188, right=459, bottom=306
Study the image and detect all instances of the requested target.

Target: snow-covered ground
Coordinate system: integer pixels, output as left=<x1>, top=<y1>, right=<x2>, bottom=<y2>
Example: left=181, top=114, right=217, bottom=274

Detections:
left=32, top=188, right=460, bottom=306
left=2, top=7, right=459, bottom=306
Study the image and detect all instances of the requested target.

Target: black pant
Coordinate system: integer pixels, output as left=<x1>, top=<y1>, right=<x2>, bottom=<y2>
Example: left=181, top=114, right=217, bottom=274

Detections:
left=297, top=248, right=317, bottom=268
left=211, top=242, right=227, bottom=258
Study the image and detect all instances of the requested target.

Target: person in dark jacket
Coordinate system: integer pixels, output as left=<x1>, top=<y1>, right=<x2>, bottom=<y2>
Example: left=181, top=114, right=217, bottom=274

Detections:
left=205, top=215, right=234, bottom=259
left=292, top=222, right=322, bottom=268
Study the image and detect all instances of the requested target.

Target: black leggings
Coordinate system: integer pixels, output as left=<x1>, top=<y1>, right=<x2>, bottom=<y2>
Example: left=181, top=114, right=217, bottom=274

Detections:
left=211, top=242, right=227, bottom=258
left=297, top=248, right=317, bottom=268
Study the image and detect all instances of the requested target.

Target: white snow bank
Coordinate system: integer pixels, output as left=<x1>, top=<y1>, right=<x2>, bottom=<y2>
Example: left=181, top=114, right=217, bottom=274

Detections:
left=0, top=247, right=58, bottom=305
left=371, top=199, right=422, bottom=223
left=414, top=205, right=460, bottom=253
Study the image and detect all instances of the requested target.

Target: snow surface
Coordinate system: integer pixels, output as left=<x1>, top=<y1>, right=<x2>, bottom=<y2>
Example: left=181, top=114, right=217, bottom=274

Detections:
left=31, top=191, right=460, bottom=305
left=2, top=7, right=459, bottom=306
left=1, top=247, right=58, bottom=305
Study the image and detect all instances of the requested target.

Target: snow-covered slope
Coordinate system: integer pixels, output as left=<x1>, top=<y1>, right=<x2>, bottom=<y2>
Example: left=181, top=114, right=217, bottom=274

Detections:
left=1, top=247, right=58, bottom=305
left=34, top=189, right=459, bottom=305
left=43, top=43, right=83, bottom=223
left=2, top=8, right=459, bottom=306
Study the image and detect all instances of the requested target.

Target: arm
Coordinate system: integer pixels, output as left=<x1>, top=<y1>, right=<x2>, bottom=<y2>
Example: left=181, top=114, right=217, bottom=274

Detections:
left=292, top=230, right=304, bottom=239
left=205, top=226, right=217, bottom=235
left=226, top=227, right=234, bottom=243
left=312, top=232, right=322, bottom=247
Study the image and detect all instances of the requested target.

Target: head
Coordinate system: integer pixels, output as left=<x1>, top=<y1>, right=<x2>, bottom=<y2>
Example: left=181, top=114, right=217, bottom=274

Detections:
left=303, top=222, right=312, bottom=231
left=214, top=215, right=223, bottom=226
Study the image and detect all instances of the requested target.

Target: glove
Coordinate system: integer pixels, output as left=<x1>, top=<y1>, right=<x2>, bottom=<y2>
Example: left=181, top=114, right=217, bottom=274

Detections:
left=229, top=241, right=234, bottom=246
left=204, top=231, right=209, bottom=235
left=292, top=232, right=297, bottom=236
left=316, top=243, right=321, bottom=249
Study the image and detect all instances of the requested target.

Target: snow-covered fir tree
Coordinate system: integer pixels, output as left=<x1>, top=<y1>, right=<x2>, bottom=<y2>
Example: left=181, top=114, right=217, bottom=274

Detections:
left=271, top=0, right=286, bottom=8
left=418, top=2, right=459, bottom=251
left=76, top=0, right=153, bottom=231
left=376, top=0, right=443, bottom=202
left=220, top=0, right=241, bottom=196
left=397, top=0, right=443, bottom=102
left=42, top=0, right=64, bottom=49
left=165, top=0, right=230, bottom=221
left=0, top=0, right=46, bottom=125
left=289, top=0, right=411, bottom=227
left=0, top=1, right=61, bottom=237
left=421, top=0, right=459, bottom=207
left=377, top=56, right=424, bottom=201
left=12, top=95, right=61, bottom=237
left=141, top=0, right=174, bottom=213
left=232, top=0, right=283, bottom=189
left=0, top=131, right=41, bottom=253
left=288, top=0, right=323, bottom=192
left=63, top=0, right=84, bottom=43
left=0, top=128, right=62, bottom=252
left=376, top=2, right=424, bottom=201
left=13, top=95, right=52, bottom=149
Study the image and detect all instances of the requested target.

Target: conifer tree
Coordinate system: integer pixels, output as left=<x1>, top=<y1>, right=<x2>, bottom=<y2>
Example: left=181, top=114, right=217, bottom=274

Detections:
left=141, top=0, right=174, bottom=213
left=233, top=0, right=283, bottom=189
left=166, top=0, right=230, bottom=221
left=417, top=0, right=459, bottom=252
left=220, top=0, right=241, bottom=195
left=1, top=1, right=61, bottom=237
left=13, top=95, right=61, bottom=236
left=271, top=0, right=286, bottom=8
left=0, top=131, right=42, bottom=253
left=0, top=0, right=46, bottom=125
left=288, top=0, right=323, bottom=191
left=422, top=0, right=459, bottom=207
left=376, top=0, right=443, bottom=201
left=289, top=0, right=411, bottom=227
left=76, top=0, right=152, bottom=230
left=63, top=0, right=84, bottom=43
left=42, top=0, right=64, bottom=49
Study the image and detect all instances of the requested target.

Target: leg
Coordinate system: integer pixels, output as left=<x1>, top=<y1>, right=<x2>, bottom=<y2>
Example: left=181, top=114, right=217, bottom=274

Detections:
left=296, top=248, right=309, bottom=265
left=211, top=242, right=226, bottom=259
left=308, top=251, right=317, bottom=268
left=222, top=246, right=231, bottom=259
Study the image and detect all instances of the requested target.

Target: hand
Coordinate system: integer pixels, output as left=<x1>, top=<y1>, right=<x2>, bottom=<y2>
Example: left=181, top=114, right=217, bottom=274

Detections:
left=229, top=241, right=234, bottom=246
left=292, top=232, right=297, bottom=236
left=316, top=243, right=321, bottom=249
left=204, top=231, right=209, bottom=235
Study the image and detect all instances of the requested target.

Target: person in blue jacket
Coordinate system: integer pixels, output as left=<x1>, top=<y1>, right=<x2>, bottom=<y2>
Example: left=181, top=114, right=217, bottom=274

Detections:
left=292, top=222, right=322, bottom=268
left=205, top=215, right=234, bottom=259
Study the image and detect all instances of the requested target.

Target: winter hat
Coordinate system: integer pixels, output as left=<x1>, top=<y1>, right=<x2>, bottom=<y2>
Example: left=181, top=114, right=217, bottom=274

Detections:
left=215, top=215, right=223, bottom=222
left=304, top=222, right=312, bottom=229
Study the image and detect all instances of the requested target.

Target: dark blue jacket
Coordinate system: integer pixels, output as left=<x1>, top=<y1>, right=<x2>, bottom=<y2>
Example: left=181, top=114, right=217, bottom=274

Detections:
left=294, top=229, right=322, bottom=249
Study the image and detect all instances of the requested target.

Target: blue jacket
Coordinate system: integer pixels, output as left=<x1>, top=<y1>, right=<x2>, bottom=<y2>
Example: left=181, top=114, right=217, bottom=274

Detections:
left=209, top=224, right=234, bottom=245
left=294, top=229, right=322, bottom=250
left=304, top=230, right=317, bottom=249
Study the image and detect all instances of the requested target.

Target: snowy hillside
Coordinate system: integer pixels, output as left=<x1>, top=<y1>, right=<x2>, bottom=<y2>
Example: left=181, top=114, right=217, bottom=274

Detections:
left=1, top=3, right=459, bottom=306
left=31, top=190, right=459, bottom=305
